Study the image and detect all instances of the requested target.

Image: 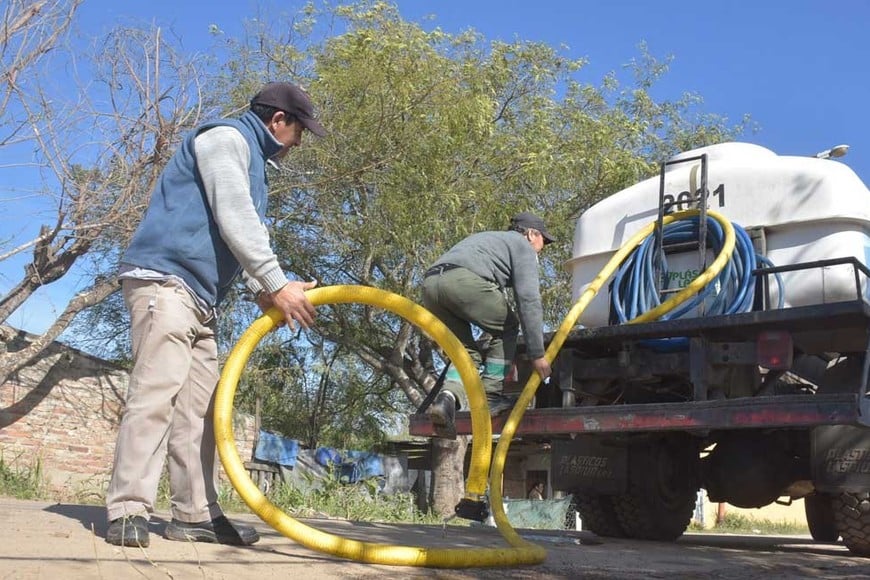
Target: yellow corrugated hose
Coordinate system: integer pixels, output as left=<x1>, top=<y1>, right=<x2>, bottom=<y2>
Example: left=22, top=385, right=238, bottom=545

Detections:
left=213, top=284, right=547, bottom=567
left=213, top=209, right=733, bottom=568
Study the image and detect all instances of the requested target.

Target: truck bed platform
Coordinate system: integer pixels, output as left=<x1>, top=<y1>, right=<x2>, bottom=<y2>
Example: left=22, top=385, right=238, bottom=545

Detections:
left=409, top=392, right=867, bottom=438
left=561, top=299, right=870, bottom=355
left=409, top=298, right=870, bottom=439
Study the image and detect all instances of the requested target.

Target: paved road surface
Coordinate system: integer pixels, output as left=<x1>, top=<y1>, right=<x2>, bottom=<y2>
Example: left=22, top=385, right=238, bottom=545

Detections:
left=1, top=498, right=869, bottom=579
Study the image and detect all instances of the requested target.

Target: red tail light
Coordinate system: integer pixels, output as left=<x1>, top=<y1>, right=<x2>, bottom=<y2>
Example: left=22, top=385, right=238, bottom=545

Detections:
left=757, top=331, right=793, bottom=370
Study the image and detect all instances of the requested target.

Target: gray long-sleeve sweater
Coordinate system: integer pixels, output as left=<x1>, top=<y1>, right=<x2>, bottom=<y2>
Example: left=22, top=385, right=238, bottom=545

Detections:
left=195, top=126, right=287, bottom=297
left=433, top=230, right=546, bottom=357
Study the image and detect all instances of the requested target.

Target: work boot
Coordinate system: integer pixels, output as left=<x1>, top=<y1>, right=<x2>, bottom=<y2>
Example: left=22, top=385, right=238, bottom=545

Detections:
left=428, top=390, right=457, bottom=440
left=487, top=392, right=518, bottom=416
left=106, top=515, right=150, bottom=547
left=165, top=515, right=260, bottom=545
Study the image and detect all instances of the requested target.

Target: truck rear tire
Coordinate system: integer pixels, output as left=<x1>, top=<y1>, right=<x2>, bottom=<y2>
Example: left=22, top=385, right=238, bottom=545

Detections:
left=805, top=492, right=839, bottom=542
left=570, top=493, right=626, bottom=537
left=611, top=436, right=699, bottom=541
left=833, top=491, right=870, bottom=556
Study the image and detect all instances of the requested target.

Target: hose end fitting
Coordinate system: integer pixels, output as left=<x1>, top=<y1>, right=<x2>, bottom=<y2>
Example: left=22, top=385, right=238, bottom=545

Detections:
left=454, top=498, right=489, bottom=522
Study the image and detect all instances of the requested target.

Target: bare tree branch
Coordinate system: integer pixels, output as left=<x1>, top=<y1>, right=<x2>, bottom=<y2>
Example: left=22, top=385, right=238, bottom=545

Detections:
left=0, top=277, right=117, bottom=383
left=1, top=1, right=81, bottom=120
left=1, top=22, right=212, bottom=380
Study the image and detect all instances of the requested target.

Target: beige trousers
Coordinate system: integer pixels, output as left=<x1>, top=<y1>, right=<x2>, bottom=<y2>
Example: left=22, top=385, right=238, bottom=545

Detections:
left=106, top=278, right=222, bottom=523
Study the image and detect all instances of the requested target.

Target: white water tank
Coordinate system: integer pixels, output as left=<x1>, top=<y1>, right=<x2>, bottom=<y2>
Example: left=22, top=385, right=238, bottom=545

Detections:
left=568, top=142, right=870, bottom=328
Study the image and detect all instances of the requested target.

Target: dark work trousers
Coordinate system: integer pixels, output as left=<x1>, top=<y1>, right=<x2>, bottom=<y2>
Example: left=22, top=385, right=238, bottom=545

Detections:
left=421, top=266, right=520, bottom=407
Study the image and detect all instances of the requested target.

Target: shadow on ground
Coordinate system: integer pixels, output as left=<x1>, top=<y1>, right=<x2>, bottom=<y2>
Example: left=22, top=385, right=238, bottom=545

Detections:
left=43, top=502, right=173, bottom=539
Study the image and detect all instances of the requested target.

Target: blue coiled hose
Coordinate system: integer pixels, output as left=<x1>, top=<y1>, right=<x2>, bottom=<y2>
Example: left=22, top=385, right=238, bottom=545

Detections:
left=611, top=215, right=784, bottom=348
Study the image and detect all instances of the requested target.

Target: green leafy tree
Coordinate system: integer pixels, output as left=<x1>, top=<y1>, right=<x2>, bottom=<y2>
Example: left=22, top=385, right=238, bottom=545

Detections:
left=237, top=329, right=406, bottom=450
left=1, top=0, right=749, bottom=516
left=213, top=0, right=749, bottom=514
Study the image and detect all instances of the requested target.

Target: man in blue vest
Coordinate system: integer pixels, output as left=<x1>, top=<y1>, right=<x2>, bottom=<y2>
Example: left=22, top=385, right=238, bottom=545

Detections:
left=105, top=82, right=326, bottom=548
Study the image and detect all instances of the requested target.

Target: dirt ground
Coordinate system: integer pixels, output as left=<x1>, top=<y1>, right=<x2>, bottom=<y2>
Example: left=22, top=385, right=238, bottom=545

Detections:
left=2, top=498, right=870, bottom=579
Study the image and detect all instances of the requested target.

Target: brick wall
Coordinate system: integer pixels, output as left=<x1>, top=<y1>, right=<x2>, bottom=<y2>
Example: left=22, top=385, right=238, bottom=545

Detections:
left=0, top=327, right=256, bottom=493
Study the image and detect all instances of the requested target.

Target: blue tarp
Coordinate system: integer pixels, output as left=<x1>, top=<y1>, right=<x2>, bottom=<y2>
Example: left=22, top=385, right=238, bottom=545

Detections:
left=254, top=436, right=390, bottom=486
left=253, top=430, right=299, bottom=467
left=314, top=446, right=385, bottom=484
left=315, top=446, right=342, bottom=467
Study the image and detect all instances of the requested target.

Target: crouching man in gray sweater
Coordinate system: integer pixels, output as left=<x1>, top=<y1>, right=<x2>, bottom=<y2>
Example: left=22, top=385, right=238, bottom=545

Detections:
left=422, top=212, right=555, bottom=437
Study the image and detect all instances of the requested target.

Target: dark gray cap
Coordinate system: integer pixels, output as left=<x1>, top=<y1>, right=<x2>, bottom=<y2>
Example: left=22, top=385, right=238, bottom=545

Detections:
left=250, top=81, right=327, bottom=137
left=510, top=212, right=555, bottom=244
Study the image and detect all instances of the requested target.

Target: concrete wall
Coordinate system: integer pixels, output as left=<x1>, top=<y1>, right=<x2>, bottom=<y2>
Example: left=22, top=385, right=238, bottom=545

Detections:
left=0, top=328, right=255, bottom=493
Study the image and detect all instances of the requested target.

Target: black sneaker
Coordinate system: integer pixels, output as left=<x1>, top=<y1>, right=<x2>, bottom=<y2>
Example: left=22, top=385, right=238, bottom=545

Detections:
left=106, top=515, right=150, bottom=547
left=165, top=515, right=259, bottom=545
left=428, top=391, right=457, bottom=440
left=486, top=392, right=517, bottom=415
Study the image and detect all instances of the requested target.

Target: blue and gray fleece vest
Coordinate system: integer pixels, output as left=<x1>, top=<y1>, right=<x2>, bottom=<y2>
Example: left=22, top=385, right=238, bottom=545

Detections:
left=121, top=110, right=281, bottom=307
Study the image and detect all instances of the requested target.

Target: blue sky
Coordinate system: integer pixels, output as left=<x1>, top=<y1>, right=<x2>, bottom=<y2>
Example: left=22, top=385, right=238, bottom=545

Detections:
left=3, top=0, right=869, bottom=334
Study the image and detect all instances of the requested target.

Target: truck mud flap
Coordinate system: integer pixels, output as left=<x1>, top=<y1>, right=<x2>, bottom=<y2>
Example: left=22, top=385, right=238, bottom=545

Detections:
left=812, top=425, right=870, bottom=492
left=551, top=437, right=628, bottom=494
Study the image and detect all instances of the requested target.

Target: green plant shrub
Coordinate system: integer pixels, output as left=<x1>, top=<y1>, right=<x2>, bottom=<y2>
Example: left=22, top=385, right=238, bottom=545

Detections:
left=0, top=454, right=44, bottom=500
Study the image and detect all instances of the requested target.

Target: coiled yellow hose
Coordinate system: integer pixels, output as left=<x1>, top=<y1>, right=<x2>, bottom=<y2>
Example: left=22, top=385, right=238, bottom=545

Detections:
left=214, top=209, right=733, bottom=568
left=213, top=284, right=546, bottom=567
